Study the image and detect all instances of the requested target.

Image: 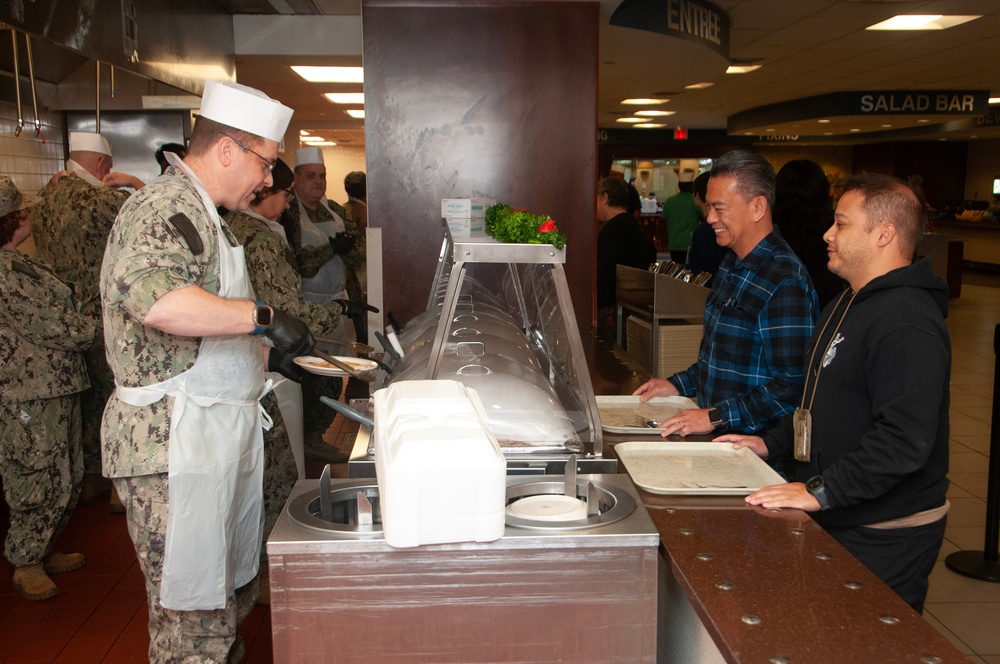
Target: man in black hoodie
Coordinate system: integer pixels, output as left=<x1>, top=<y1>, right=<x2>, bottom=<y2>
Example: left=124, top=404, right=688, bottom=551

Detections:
left=719, top=173, right=950, bottom=613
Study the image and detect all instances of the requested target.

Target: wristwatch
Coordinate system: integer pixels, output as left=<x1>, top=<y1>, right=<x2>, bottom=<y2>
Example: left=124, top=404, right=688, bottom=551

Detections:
left=806, top=475, right=833, bottom=511
left=707, top=406, right=725, bottom=429
left=250, top=300, right=273, bottom=336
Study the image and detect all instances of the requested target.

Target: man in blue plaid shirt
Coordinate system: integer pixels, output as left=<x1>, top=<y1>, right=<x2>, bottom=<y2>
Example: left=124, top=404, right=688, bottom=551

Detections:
left=634, top=150, right=819, bottom=436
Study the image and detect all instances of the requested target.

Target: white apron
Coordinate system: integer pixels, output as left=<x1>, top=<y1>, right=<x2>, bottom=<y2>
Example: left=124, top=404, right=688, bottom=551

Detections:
left=116, top=156, right=270, bottom=610
left=296, top=197, right=353, bottom=342
left=241, top=209, right=305, bottom=478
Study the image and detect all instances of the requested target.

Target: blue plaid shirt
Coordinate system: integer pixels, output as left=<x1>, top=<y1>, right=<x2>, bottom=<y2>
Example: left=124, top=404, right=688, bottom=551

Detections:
left=670, top=231, right=818, bottom=433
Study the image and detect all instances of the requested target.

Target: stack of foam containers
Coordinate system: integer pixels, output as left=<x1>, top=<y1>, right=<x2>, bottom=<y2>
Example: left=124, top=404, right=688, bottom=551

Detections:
left=373, top=380, right=507, bottom=548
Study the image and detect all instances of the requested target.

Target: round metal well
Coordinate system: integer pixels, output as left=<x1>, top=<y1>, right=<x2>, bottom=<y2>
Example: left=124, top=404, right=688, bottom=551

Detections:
left=504, top=478, right=636, bottom=531
left=287, top=483, right=383, bottom=537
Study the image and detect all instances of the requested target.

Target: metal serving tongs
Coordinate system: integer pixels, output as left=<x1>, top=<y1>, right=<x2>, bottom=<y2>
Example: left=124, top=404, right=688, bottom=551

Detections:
left=314, top=336, right=394, bottom=376
left=311, top=348, right=377, bottom=383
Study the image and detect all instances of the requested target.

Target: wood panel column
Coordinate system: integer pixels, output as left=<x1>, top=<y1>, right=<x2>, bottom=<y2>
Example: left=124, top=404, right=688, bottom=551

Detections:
left=363, top=0, right=598, bottom=325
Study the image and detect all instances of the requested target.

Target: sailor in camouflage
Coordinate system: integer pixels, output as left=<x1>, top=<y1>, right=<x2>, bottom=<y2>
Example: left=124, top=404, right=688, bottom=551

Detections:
left=100, top=81, right=311, bottom=663
left=0, top=175, right=97, bottom=601
left=31, top=132, right=134, bottom=499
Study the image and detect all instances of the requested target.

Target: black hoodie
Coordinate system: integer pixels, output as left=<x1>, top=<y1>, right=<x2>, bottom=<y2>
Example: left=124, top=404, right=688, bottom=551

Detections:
left=764, top=256, right=951, bottom=528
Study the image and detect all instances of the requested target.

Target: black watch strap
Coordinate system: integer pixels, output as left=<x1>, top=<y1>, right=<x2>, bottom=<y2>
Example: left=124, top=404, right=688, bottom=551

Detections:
left=708, top=406, right=725, bottom=428
left=807, top=475, right=833, bottom=511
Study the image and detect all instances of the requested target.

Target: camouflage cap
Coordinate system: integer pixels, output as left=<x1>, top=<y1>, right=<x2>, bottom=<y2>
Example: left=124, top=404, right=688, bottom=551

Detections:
left=0, top=176, right=38, bottom=218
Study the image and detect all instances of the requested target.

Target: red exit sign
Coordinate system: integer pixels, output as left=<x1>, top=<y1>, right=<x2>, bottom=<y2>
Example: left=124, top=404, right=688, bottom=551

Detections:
left=674, top=127, right=688, bottom=140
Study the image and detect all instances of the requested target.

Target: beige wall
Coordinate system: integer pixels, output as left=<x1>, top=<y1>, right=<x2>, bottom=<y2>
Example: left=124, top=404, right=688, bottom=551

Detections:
left=320, top=145, right=366, bottom=203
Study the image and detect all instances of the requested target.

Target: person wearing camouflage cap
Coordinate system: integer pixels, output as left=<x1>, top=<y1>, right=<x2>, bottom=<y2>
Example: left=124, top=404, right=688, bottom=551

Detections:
left=0, top=175, right=99, bottom=601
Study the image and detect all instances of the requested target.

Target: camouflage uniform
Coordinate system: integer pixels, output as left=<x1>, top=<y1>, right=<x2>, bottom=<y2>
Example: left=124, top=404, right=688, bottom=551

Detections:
left=281, top=195, right=364, bottom=280
left=32, top=175, right=128, bottom=477
left=273, top=204, right=366, bottom=435
left=101, top=170, right=257, bottom=662
left=0, top=249, right=96, bottom=567
left=341, top=198, right=369, bottom=342
left=226, top=209, right=346, bottom=534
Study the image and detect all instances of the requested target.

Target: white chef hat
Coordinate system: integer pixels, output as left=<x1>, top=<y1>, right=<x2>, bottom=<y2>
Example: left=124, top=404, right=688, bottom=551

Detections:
left=295, top=147, right=324, bottom=166
left=199, top=80, right=293, bottom=143
left=69, top=131, right=112, bottom=156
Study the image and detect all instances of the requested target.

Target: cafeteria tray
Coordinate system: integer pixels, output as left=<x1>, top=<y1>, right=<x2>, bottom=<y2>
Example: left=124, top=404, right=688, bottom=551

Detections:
left=614, top=441, right=785, bottom=495
left=596, top=395, right=699, bottom=434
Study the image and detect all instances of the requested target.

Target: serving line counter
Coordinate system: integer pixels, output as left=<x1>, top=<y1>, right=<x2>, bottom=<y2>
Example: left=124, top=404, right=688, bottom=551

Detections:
left=593, top=335, right=969, bottom=663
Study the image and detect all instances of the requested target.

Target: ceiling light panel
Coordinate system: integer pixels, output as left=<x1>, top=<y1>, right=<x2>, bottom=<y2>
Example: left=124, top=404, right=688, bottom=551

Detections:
left=292, top=66, right=364, bottom=83
left=865, top=15, right=981, bottom=31
left=324, top=92, right=366, bottom=104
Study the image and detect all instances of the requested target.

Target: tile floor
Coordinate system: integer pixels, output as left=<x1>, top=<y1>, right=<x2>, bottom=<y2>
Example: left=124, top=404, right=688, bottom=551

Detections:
left=0, top=273, right=997, bottom=663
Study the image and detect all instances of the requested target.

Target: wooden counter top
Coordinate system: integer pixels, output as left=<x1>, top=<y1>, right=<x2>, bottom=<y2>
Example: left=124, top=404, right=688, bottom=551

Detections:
left=645, top=496, right=968, bottom=663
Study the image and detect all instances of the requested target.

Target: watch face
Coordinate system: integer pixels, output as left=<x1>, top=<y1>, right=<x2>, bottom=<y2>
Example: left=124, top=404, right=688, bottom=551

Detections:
left=807, top=475, right=824, bottom=492
left=256, top=305, right=272, bottom=327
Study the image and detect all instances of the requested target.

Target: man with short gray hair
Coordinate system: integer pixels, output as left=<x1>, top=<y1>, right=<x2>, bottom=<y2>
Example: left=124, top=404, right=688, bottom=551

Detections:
left=635, top=150, right=818, bottom=437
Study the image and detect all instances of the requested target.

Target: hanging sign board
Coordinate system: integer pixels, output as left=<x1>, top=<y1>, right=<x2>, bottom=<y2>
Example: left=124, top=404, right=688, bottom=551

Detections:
left=610, top=0, right=730, bottom=58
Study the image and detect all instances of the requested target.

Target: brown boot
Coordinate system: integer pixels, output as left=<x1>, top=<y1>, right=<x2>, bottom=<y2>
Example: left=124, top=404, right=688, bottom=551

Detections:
left=43, top=552, right=85, bottom=574
left=13, top=564, right=59, bottom=601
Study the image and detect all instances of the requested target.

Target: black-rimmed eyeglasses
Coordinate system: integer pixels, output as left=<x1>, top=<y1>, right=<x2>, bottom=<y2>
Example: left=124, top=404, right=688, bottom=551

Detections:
left=220, top=132, right=276, bottom=174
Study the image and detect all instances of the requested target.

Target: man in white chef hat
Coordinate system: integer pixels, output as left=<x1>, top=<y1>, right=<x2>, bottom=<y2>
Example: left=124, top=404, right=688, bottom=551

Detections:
left=283, top=145, right=373, bottom=451
left=32, top=130, right=145, bottom=514
left=100, top=80, right=315, bottom=663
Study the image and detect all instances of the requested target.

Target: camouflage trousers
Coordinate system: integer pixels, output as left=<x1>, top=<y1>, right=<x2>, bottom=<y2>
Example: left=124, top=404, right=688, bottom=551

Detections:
left=0, top=395, right=83, bottom=566
left=112, top=473, right=257, bottom=664
left=260, top=391, right=297, bottom=567
left=80, top=342, right=115, bottom=475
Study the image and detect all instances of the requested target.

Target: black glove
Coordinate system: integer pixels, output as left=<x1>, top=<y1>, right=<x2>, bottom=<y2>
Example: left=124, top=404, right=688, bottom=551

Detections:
left=328, top=232, right=356, bottom=255
left=264, top=308, right=315, bottom=356
left=334, top=299, right=380, bottom=320
left=267, top=348, right=307, bottom=382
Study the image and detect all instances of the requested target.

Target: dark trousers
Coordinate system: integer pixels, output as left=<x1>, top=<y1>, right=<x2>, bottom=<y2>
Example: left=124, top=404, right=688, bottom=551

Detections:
left=826, top=516, right=946, bottom=614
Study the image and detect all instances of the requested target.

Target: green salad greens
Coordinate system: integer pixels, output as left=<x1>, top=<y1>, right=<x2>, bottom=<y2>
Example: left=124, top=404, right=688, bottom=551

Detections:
left=484, top=203, right=567, bottom=250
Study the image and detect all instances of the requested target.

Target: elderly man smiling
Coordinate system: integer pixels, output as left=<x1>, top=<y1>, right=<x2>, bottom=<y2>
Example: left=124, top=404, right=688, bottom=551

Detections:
left=633, top=150, right=818, bottom=438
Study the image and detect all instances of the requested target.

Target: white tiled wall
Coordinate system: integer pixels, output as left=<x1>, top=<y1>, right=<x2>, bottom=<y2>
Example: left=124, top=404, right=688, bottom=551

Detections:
left=0, top=98, right=66, bottom=196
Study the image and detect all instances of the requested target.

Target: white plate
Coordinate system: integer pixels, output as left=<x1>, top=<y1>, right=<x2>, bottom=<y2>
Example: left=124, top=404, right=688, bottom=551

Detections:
left=293, top=355, right=378, bottom=377
left=615, top=441, right=785, bottom=495
left=596, top=395, right=699, bottom=433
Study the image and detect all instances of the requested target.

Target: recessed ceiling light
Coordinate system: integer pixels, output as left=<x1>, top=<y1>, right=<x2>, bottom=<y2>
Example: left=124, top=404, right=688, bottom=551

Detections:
left=971, top=134, right=978, bottom=138
left=635, top=110, right=676, bottom=117
left=917, top=118, right=930, bottom=123
left=616, top=117, right=645, bottom=123
left=850, top=128, right=861, bottom=132
left=685, top=82, right=714, bottom=90
left=324, top=92, right=365, bottom=104
left=989, top=97, right=1000, bottom=104
left=824, top=132, right=833, bottom=136
left=622, top=98, right=669, bottom=105
left=301, top=136, right=326, bottom=143
left=743, top=132, right=753, bottom=135
left=765, top=128, right=775, bottom=132
left=939, top=138, right=948, bottom=141
left=304, top=141, right=337, bottom=146
left=881, top=124, right=892, bottom=128
left=291, top=66, right=364, bottom=83
left=866, top=15, right=981, bottom=31
left=346, top=109, right=365, bottom=119
left=817, top=119, right=831, bottom=124
left=726, top=64, right=762, bottom=74
left=634, top=123, right=665, bottom=128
